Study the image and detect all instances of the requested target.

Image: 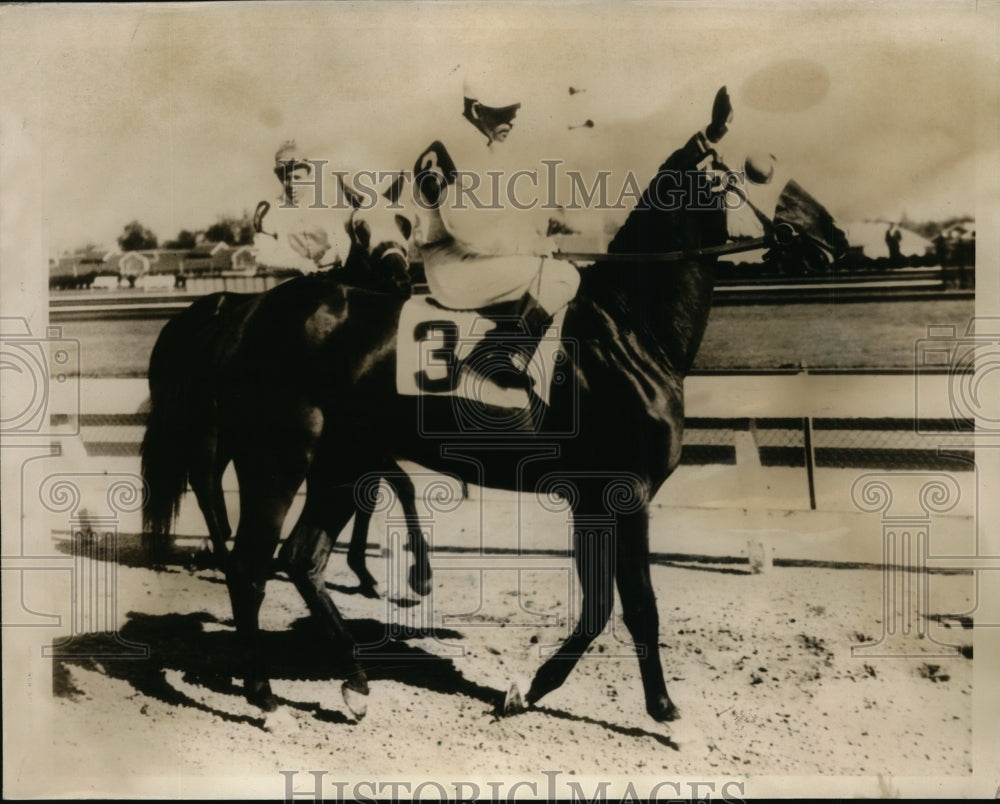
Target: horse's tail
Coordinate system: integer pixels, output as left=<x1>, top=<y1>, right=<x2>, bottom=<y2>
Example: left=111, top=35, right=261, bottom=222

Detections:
left=141, top=291, right=255, bottom=566
left=140, top=311, right=196, bottom=539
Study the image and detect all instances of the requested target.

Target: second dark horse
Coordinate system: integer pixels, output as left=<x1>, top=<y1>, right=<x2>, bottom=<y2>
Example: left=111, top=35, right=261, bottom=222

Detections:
left=141, top=182, right=434, bottom=600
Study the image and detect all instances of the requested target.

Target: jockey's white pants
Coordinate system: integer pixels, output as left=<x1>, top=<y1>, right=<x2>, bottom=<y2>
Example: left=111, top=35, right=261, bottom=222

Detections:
left=425, top=255, right=580, bottom=313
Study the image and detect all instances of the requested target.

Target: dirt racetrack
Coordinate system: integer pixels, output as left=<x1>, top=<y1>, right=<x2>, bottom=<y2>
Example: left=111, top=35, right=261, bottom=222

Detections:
left=39, top=522, right=973, bottom=797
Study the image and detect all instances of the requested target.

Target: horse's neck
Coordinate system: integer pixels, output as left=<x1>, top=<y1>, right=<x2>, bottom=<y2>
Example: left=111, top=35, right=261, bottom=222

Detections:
left=589, top=231, right=719, bottom=376
left=589, top=146, right=725, bottom=375
left=578, top=258, right=715, bottom=378
left=654, top=260, right=716, bottom=374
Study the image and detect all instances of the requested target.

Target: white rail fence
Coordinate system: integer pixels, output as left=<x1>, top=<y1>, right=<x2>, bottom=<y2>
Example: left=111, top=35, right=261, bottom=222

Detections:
left=30, top=375, right=975, bottom=563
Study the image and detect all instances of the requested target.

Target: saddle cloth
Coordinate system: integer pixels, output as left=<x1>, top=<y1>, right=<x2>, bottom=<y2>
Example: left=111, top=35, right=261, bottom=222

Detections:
left=396, top=296, right=567, bottom=408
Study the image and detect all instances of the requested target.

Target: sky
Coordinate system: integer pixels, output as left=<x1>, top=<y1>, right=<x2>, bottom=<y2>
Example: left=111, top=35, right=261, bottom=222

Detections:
left=1, top=1, right=997, bottom=256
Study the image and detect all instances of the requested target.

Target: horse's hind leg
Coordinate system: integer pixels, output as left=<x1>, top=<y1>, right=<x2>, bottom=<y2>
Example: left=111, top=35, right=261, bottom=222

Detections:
left=614, top=509, right=676, bottom=722
left=510, top=508, right=615, bottom=713
left=279, top=482, right=370, bottom=720
left=346, top=465, right=432, bottom=598
left=346, top=492, right=381, bottom=599
left=188, top=431, right=232, bottom=569
left=386, top=468, right=432, bottom=597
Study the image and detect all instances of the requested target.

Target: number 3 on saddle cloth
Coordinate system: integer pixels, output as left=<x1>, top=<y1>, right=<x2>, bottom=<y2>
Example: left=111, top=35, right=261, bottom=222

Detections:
left=395, top=294, right=571, bottom=416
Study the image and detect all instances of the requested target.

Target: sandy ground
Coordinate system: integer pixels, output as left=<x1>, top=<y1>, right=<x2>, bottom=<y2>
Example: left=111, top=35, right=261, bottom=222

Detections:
left=24, top=525, right=974, bottom=798
left=6, top=369, right=982, bottom=798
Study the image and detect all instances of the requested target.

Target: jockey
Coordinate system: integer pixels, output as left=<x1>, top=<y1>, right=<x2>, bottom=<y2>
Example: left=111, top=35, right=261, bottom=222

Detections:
left=412, top=74, right=581, bottom=390
left=253, top=140, right=352, bottom=274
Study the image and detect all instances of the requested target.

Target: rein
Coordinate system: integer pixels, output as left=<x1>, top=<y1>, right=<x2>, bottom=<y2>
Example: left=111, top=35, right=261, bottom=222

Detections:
left=553, top=236, right=770, bottom=265
left=552, top=153, right=783, bottom=266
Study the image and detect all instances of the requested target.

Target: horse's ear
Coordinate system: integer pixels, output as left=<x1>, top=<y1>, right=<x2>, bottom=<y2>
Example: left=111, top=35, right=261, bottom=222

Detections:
left=338, top=173, right=364, bottom=210
left=394, top=214, right=412, bottom=242
left=383, top=171, right=406, bottom=206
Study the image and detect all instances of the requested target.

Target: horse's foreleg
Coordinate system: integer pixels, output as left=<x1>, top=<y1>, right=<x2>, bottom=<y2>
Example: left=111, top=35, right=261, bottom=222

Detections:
left=279, top=487, right=370, bottom=720
left=226, top=533, right=280, bottom=711
left=227, top=463, right=302, bottom=713
left=614, top=510, right=677, bottom=722
left=386, top=469, right=432, bottom=597
left=514, top=527, right=615, bottom=713
left=228, top=402, right=319, bottom=716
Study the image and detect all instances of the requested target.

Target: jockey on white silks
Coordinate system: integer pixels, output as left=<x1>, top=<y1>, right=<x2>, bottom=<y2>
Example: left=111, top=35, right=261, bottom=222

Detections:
left=412, top=74, right=582, bottom=390
left=253, top=140, right=353, bottom=275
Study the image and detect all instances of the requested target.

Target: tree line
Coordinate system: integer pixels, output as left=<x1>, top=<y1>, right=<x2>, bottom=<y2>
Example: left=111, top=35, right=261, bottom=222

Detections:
left=115, top=213, right=254, bottom=252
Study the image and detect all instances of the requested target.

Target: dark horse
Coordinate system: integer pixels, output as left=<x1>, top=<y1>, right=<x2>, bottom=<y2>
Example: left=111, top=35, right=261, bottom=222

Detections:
left=146, top=126, right=844, bottom=724
left=141, top=183, right=434, bottom=598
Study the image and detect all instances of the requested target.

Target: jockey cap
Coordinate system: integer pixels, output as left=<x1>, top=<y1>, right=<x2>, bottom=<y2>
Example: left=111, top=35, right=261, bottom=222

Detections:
left=463, top=72, right=522, bottom=114
left=274, top=140, right=313, bottom=176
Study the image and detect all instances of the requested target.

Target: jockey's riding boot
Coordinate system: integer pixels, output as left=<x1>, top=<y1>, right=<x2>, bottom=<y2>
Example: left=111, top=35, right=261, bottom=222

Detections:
left=462, top=304, right=554, bottom=391
left=462, top=318, right=533, bottom=390
left=522, top=304, right=554, bottom=340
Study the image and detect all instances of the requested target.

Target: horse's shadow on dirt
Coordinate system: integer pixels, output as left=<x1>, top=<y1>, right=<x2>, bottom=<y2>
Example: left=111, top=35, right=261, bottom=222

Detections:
left=52, top=539, right=682, bottom=745
left=51, top=610, right=678, bottom=747
left=51, top=611, right=484, bottom=725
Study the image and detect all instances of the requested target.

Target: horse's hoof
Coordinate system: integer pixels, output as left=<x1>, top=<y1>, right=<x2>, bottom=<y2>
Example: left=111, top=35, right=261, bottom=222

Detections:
left=409, top=566, right=433, bottom=597
left=191, top=549, right=214, bottom=570
left=648, top=695, right=680, bottom=722
left=262, top=706, right=300, bottom=734
left=358, top=583, right=381, bottom=600
left=503, top=682, right=528, bottom=716
left=342, top=682, right=368, bottom=721
left=246, top=681, right=279, bottom=713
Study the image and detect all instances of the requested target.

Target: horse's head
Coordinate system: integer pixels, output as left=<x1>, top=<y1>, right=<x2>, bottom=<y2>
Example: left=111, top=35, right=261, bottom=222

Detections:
left=339, top=172, right=413, bottom=295
left=765, top=179, right=849, bottom=274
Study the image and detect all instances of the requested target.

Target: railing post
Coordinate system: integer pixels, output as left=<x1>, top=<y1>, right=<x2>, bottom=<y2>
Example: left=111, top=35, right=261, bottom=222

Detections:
left=803, top=416, right=817, bottom=510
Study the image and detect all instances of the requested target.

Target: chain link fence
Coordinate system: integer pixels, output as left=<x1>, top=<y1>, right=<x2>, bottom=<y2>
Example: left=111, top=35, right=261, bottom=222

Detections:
left=683, top=417, right=973, bottom=470
left=70, top=411, right=975, bottom=470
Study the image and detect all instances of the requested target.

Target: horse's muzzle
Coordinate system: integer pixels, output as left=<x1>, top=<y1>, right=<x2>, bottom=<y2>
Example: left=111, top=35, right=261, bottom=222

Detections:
left=375, top=243, right=409, bottom=272
left=370, top=242, right=411, bottom=294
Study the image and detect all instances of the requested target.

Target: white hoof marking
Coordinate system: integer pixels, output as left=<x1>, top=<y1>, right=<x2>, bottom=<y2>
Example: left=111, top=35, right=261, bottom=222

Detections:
left=342, top=684, right=369, bottom=721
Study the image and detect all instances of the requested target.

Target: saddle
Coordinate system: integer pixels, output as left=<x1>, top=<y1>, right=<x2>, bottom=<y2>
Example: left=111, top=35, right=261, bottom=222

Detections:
left=395, top=294, right=568, bottom=410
